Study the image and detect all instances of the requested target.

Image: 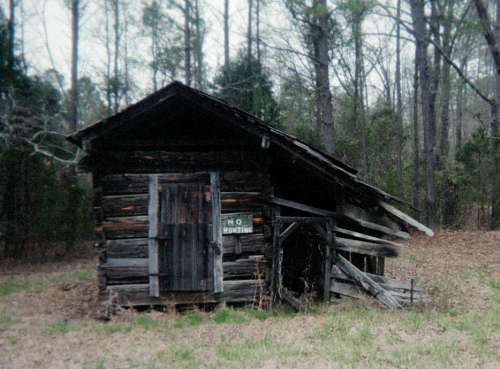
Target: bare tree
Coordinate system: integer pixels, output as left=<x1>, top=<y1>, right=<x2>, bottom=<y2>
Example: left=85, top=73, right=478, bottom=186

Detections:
left=224, top=0, right=229, bottom=67
left=7, top=0, right=16, bottom=70
left=193, top=0, right=204, bottom=88
left=473, top=0, right=500, bottom=229
left=247, top=0, right=253, bottom=60
left=69, top=0, right=80, bottom=133
left=113, top=0, right=120, bottom=113
left=410, top=0, right=436, bottom=227
left=313, top=0, right=335, bottom=153
left=184, top=0, right=192, bottom=86
left=395, top=0, right=403, bottom=191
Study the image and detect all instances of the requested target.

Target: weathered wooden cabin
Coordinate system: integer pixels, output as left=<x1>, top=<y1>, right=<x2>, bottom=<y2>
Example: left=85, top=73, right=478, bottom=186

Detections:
left=68, top=81, right=432, bottom=309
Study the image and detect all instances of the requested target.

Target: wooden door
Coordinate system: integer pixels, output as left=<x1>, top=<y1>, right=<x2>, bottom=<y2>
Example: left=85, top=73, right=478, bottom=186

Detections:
left=158, top=181, right=212, bottom=291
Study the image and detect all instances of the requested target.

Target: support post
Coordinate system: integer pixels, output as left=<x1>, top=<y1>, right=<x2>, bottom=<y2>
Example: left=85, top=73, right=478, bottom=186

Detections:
left=270, top=206, right=281, bottom=307
left=323, top=217, right=334, bottom=302
left=210, top=172, right=224, bottom=294
left=148, top=175, right=160, bottom=297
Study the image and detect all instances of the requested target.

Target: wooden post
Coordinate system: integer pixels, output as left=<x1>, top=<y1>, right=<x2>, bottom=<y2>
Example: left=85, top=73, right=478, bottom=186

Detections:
left=210, top=172, right=224, bottom=294
left=323, top=218, right=334, bottom=302
left=148, top=174, right=160, bottom=297
left=270, top=207, right=281, bottom=307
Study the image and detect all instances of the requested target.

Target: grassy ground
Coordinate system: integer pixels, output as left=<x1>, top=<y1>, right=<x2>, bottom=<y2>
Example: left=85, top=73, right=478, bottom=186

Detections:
left=0, top=230, right=499, bottom=369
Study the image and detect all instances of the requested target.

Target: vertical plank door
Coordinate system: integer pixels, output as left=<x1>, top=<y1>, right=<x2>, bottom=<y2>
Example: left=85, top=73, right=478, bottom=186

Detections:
left=159, top=181, right=212, bottom=291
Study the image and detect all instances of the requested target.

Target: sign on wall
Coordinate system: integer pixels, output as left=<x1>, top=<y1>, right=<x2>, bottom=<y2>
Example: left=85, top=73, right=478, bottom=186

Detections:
left=221, top=213, right=253, bottom=234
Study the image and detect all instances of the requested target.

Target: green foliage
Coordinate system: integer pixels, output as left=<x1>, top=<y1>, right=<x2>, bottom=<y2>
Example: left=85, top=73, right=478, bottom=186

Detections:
left=0, top=279, right=47, bottom=295
left=174, top=311, right=206, bottom=328
left=213, top=51, right=280, bottom=126
left=135, top=315, right=161, bottom=331
left=46, top=320, right=80, bottom=335
left=213, top=308, right=249, bottom=324
left=278, top=74, right=320, bottom=147
left=0, top=148, right=94, bottom=258
left=0, top=307, right=16, bottom=331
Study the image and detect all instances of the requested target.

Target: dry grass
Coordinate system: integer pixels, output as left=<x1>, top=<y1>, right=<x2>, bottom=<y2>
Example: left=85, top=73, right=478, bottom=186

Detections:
left=0, top=231, right=499, bottom=369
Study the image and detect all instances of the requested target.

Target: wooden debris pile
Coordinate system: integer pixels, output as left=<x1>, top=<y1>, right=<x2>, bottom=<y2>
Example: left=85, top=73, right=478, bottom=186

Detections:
left=330, top=263, right=424, bottom=307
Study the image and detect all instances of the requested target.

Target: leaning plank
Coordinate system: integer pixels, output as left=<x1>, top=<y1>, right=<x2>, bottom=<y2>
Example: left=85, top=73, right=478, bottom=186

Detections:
left=379, top=201, right=434, bottom=237
left=331, top=280, right=367, bottom=300
left=335, top=237, right=400, bottom=257
left=148, top=175, right=160, bottom=297
left=281, top=288, right=306, bottom=311
left=266, top=196, right=335, bottom=217
left=339, top=212, right=411, bottom=240
left=280, top=222, right=299, bottom=243
left=331, top=279, right=422, bottom=304
left=331, top=266, right=423, bottom=293
left=314, top=225, right=400, bottom=257
left=334, top=254, right=401, bottom=308
left=334, top=227, right=403, bottom=247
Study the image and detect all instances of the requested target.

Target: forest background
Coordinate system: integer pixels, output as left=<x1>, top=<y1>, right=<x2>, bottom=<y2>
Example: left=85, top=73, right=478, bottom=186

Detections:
left=1, top=0, right=499, bottom=259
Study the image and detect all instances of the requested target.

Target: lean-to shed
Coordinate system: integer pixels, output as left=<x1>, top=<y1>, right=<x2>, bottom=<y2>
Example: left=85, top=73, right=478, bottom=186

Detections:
left=69, top=81, right=432, bottom=309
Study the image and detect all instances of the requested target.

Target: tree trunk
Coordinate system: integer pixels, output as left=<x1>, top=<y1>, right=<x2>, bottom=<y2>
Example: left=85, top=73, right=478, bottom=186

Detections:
left=473, top=0, right=500, bottom=229
left=395, top=0, right=403, bottom=192
left=7, top=0, right=16, bottom=70
left=70, top=0, right=79, bottom=133
left=313, top=0, right=335, bottom=154
left=194, top=0, right=203, bottom=89
left=256, top=0, right=261, bottom=64
left=224, top=0, right=229, bottom=67
left=123, top=2, right=130, bottom=105
left=412, top=56, right=420, bottom=216
left=247, top=0, right=253, bottom=60
left=113, top=0, right=120, bottom=113
left=455, top=57, right=467, bottom=157
left=353, top=11, right=367, bottom=177
left=105, top=0, right=112, bottom=115
left=410, top=0, right=436, bottom=227
left=184, top=0, right=192, bottom=86
left=438, top=2, right=453, bottom=162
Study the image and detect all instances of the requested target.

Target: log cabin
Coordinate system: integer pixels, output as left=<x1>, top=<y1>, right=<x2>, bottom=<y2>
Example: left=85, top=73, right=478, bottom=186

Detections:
left=68, top=81, right=432, bottom=309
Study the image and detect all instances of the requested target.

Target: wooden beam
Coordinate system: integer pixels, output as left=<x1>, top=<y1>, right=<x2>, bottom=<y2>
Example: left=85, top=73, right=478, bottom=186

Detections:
left=339, top=212, right=411, bottom=240
left=211, top=172, right=224, bottom=294
left=281, top=287, right=305, bottom=311
left=275, top=216, right=327, bottom=224
left=334, top=226, right=403, bottom=247
left=379, top=201, right=434, bottom=237
left=331, top=265, right=423, bottom=293
left=279, top=222, right=299, bottom=243
left=314, top=225, right=400, bottom=257
left=335, top=237, right=400, bottom=257
left=267, top=196, right=410, bottom=240
left=270, top=207, right=282, bottom=307
left=323, top=218, right=334, bottom=302
left=266, top=196, right=336, bottom=217
left=148, top=174, right=160, bottom=297
left=333, top=254, right=401, bottom=308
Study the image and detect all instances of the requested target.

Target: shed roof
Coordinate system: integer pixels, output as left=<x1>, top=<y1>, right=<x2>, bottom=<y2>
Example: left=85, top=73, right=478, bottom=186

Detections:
left=68, top=81, right=432, bottom=236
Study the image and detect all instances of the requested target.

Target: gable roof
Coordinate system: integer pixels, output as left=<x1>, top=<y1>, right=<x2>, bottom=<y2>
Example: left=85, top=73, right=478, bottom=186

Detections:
left=68, top=81, right=420, bottom=220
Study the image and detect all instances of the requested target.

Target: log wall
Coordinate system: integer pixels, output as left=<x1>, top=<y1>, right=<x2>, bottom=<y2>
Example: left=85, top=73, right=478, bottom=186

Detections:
left=93, top=150, right=272, bottom=306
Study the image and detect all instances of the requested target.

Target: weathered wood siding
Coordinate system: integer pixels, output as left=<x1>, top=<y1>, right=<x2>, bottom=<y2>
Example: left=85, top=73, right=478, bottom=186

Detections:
left=93, top=150, right=272, bottom=306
